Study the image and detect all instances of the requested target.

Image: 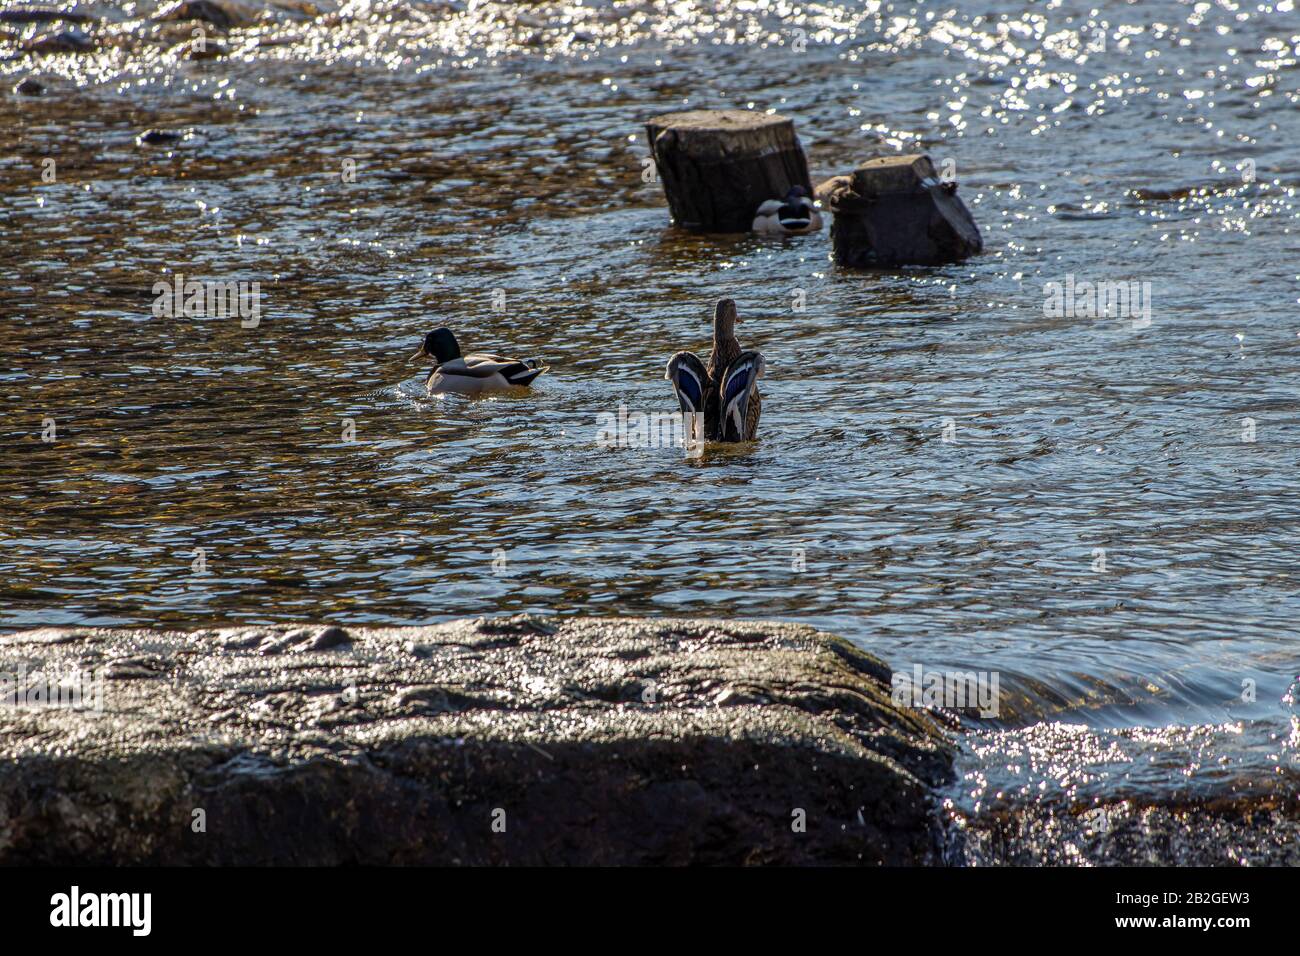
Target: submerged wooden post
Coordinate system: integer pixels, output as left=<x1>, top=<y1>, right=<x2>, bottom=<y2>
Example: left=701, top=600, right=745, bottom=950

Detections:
left=645, top=109, right=813, bottom=233
left=818, top=155, right=982, bottom=267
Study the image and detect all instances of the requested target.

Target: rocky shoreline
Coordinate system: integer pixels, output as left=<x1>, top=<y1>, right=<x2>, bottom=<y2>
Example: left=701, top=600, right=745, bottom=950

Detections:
left=0, top=616, right=955, bottom=865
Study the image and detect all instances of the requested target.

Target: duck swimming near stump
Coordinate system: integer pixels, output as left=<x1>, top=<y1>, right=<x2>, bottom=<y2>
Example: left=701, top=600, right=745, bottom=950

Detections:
left=409, top=328, right=548, bottom=395
left=665, top=298, right=764, bottom=443
left=752, top=185, right=822, bottom=235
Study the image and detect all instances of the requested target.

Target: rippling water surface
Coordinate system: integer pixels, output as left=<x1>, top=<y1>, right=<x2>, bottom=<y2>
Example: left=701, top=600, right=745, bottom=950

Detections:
left=2, top=0, right=1299, bottom=858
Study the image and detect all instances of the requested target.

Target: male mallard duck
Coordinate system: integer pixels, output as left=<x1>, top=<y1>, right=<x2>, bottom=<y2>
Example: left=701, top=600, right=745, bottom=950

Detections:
left=409, top=328, right=548, bottom=395
left=752, top=185, right=823, bottom=235
left=665, top=298, right=764, bottom=442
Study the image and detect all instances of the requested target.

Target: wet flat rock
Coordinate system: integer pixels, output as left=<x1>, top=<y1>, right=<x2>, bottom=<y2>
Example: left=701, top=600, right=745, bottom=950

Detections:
left=0, top=616, right=954, bottom=865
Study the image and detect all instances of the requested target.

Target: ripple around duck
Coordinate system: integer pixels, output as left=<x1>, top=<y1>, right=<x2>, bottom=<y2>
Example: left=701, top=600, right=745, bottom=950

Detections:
left=3, top=0, right=1300, bottom=812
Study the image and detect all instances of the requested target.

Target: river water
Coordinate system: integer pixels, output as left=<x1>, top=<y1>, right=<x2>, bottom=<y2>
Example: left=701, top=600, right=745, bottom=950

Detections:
left=2, top=0, right=1298, bottom=862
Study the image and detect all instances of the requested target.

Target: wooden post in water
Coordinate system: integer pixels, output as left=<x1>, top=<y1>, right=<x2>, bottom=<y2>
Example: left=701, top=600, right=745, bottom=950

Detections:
left=645, top=109, right=813, bottom=233
left=818, top=155, right=983, bottom=267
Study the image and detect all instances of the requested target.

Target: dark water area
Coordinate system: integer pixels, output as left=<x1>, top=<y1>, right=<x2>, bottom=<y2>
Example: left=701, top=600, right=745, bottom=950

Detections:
left=2, top=0, right=1299, bottom=861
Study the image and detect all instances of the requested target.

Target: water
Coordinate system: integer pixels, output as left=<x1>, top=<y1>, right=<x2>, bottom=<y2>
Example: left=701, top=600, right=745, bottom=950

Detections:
left=2, top=0, right=1299, bottom=860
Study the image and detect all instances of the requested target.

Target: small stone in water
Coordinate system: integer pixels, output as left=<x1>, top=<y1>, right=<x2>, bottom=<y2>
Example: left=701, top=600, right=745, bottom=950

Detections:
left=137, top=128, right=183, bottom=146
left=186, top=39, right=228, bottom=59
left=23, top=28, right=94, bottom=54
left=309, top=626, right=351, bottom=651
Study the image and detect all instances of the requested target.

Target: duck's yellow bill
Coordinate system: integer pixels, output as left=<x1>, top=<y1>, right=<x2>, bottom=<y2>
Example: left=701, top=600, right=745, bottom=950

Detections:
left=408, top=347, right=428, bottom=363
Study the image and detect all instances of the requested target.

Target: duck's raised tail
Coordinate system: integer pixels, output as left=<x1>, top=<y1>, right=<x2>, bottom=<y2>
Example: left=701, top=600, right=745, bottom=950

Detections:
left=505, top=362, right=549, bottom=387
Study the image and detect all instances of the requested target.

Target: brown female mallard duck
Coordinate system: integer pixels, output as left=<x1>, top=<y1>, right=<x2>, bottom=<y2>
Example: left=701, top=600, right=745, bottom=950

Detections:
left=665, top=298, right=764, bottom=442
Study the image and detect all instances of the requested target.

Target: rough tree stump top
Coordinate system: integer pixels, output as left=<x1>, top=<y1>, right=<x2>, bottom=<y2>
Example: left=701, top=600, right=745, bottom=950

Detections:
left=646, top=109, right=799, bottom=157
left=853, top=154, right=942, bottom=192
left=820, top=155, right=948, bottom=207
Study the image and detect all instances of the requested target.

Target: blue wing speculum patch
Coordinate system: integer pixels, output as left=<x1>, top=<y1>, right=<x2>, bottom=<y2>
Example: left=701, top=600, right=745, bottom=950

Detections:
left=719, top=351, right=764, bottom=442
left=666, top=351, right=708, bottom=414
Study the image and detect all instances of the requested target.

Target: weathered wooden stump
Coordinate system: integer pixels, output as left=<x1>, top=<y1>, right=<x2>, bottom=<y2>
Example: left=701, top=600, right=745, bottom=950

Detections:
left=645, top=109, right=813, bottom=233
left=819, top=155, right=982, bottom=267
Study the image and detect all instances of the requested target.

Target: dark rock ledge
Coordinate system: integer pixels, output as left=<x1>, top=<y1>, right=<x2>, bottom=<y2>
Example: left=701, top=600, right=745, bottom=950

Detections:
left=0, top=616, right=955, bottom=865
